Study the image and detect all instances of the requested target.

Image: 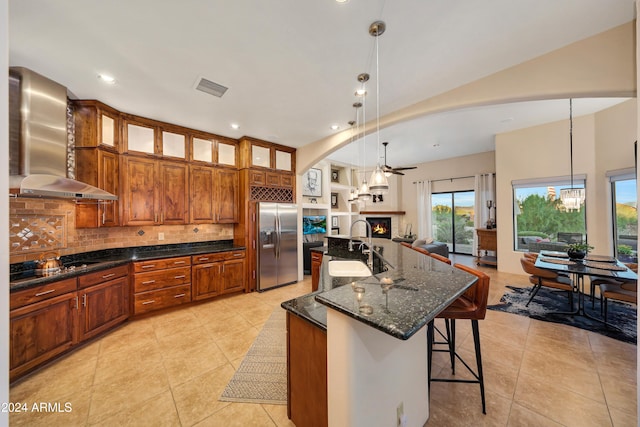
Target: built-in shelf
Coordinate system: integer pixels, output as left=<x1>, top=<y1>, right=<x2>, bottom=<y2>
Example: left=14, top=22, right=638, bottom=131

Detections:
left=360, top=211, right=406, bottom=215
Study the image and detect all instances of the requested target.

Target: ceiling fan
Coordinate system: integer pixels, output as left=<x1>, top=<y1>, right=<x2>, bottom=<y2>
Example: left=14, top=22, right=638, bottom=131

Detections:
left=381, top=142, right=417, bottom=176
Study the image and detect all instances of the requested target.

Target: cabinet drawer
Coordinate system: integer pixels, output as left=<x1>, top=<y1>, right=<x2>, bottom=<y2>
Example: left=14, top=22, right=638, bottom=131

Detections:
left=133, top=266, right=191, bottom=292
left=78, top=265, right=129, bottom=289
left=249, top=170, right=266, bottom=185
left=192, top=252, right=225, bottom=264
left=133, top=256, right=191, bottom=272
left=280, top=174, right=293, bottom=187
left=134, top=284, right=192, bottom=315
left=10, top=278, right=78, bottom=310
left=224, top=250, right=245, bottom=260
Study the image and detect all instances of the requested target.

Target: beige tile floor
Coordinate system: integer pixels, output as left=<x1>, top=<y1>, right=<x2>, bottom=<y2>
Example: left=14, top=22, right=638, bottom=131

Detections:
left=9, top=254, right=637, bottom=426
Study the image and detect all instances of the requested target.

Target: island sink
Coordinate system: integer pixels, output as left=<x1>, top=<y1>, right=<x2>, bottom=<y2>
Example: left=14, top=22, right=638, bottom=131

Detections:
left=327, top=260, right=371, bottom=277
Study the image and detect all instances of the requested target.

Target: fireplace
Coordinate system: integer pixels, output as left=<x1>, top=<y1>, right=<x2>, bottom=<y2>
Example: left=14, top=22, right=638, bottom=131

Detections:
left=366, top=217, right=392, bottom=239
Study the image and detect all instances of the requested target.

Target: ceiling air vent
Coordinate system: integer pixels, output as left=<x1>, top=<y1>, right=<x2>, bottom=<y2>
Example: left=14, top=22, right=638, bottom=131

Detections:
left=194, top=76, right=228, bottom=98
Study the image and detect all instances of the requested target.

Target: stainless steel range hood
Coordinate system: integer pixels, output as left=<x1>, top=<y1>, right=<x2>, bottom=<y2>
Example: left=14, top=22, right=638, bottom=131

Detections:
left=9, top=67, right=118, bottom=201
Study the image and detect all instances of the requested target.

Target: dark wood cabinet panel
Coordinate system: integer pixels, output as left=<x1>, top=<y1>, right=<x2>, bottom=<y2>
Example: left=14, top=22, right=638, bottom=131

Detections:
left=192, top=250, right=245, bottom=300
left=10, top=278, right=77, bottom=310
left=10, top=292, right=77, bottom=382
left=131, top=256, right=192, bottom=315
left=216, top=168, right=239, bottom=223
left=133, top=266, right=192, bottom=293
left=190, top=165, right=215, bottom=223
left=220, top=257, right=245, bottom=294
left=311, top=251, right=323, bottom=292
left=160, top=161, right=189, bottom=224
left=287, top=312, right=327, bottom=427
left=133, top=284, right=192, bottom=315
left=192, top=262, right=223, bottom=300
left=121, top=156, right=158, bottom=225
left=78, top=276, right=129, bottom=342
left=75, top=148, right=120, bottom=228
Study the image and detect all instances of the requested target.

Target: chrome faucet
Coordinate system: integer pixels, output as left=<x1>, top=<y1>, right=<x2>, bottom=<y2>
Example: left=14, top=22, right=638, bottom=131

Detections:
left=349, top=219, right=373, bottom=270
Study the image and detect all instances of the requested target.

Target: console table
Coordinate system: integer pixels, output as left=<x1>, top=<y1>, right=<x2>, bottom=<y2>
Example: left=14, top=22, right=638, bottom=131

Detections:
left=476, top=228, right=497, bottom=267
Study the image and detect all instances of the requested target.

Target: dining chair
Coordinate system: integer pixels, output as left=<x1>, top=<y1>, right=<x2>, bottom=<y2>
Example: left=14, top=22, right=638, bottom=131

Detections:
left=520, top=257, right=574, bottom=308
left=589, top=262, right=637, bottom=308
left=427, top=263, right=490, bottom=414
left=599, top=280, right=637, bottom=324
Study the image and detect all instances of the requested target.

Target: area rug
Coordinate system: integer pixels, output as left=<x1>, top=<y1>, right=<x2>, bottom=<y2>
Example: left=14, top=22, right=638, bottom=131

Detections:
left=219, top=308, right=287, bottom=404
left=488, top=286, right=637, bottom=345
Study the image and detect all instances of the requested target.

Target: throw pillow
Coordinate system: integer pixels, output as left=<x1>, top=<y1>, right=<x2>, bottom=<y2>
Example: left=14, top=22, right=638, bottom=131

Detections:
left=412, top=239, right=427, bottom=247
left=424, top=237, right=434, bottom=244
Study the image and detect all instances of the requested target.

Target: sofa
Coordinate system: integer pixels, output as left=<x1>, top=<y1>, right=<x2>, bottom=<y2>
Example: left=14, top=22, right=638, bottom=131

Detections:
left=414, top=240, right=450, bottom=258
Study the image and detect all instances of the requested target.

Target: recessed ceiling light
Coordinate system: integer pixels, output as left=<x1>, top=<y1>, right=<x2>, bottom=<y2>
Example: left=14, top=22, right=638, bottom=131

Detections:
left=330, top=124, right=340, bottom=130
left=231, top=123, right=240, bottom=130
left=336, top=0, right=349, bottom=3
left=97, top=74, right=116, bottom=84
left=355, top=89, right=367, bottom=97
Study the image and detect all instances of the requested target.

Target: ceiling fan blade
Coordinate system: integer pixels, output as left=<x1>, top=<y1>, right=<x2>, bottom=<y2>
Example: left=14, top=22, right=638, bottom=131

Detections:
left=391, top=166, right=417, bottom=171
left=390, top=170, right=405, bottom=175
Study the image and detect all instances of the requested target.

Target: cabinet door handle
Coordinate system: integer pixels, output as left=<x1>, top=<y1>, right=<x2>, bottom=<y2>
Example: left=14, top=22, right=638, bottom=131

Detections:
left=82, top=294, right=87, bottom=307
left=198, top=257, right=209, bottom=262
left=233, top=253, right=243, bottom=257
left=102, top=273, right=116, bottom=279
left=174, top=293, right=186, bottom=298
left=222, top=265, right=225, bottom=273
left=35, top=289, right=55, bottom=297
left=174, top=275, right=186, bottom=279
left=142, top=300, right=155, bottom=305
left=74, top=296, right=79, bottom=310
left=155, top=213, right=158, bottom=223
left=141, top=264, right=156, bottom=269
left=173, top=261, right=186, bottom=265
left=102, top=211, right=106, bottom=225
left=142, top=280, right=156, bottom=285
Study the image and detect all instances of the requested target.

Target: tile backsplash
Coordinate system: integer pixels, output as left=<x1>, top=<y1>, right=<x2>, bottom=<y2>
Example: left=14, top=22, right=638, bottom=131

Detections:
left=10, top=198, right=234, bottom=264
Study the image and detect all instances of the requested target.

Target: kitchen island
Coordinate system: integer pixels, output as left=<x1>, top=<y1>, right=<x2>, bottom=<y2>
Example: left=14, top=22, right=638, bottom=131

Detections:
left=281, top=239, right=477, bottom=427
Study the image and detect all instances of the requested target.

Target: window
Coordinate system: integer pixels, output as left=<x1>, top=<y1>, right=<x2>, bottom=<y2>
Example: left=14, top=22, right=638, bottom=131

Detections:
left=609, top=170, right=637, bottom=260
left=512, top=177, right=586, bottom=252
left=431, top=191, right=475, bottom=254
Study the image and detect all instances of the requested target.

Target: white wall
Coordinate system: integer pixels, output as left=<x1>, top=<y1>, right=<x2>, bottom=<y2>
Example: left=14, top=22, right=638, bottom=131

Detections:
left=496, top=99, right=637, bottom=274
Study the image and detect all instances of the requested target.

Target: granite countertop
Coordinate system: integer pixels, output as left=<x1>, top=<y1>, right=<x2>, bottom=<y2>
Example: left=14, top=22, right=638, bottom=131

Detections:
left=282, top=238, right=477, bottom=340
left=10, top=240, right=245, bottom=291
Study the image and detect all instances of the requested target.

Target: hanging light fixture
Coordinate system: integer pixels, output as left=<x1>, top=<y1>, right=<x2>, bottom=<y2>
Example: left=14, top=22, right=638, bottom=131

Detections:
left=368, top=20, right=389, bottom=196
left=559, top=98, right=585, bottom=211
left=355, top=75, right=371, bottom=202
left=347, top=119, right=358, bottom=202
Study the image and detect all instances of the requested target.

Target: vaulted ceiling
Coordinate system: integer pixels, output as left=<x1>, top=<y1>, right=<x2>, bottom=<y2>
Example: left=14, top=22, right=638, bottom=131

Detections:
left=9, top=0, right=636, bottom=168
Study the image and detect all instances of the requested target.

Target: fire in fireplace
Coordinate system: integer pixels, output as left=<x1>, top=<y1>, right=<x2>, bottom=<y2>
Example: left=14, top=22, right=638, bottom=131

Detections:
left=366, top=217, right=392, bottom=239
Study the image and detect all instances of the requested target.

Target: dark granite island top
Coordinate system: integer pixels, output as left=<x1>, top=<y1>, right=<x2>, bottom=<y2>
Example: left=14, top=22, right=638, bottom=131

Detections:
left=282, top=238, right=477, bottom=340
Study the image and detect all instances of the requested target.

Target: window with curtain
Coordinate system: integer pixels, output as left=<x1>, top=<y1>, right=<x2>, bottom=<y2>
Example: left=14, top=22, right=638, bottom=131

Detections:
left=512, top=176, right=587, bottom=252
left=608, top=169, right=637, bottom=261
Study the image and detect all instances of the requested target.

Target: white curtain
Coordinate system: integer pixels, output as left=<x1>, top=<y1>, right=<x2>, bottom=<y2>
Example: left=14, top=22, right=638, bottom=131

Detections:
left=416, top=180, right=432, bottom=239
left=473, top=173, right=496, bottom=256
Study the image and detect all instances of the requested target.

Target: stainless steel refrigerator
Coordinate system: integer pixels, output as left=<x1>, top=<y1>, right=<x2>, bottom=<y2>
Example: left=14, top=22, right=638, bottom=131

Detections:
left=257, top=202, right=299, bottom=291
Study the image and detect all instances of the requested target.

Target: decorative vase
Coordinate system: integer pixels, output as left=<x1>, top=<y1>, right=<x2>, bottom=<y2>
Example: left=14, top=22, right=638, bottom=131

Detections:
left=567, top=248, right=586, bottom=260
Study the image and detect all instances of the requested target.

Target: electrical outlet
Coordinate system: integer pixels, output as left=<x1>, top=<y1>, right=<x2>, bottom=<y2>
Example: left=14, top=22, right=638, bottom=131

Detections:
left=158, top=232, right=165, bottom=241
left=397, top=402, right=404, bottom=427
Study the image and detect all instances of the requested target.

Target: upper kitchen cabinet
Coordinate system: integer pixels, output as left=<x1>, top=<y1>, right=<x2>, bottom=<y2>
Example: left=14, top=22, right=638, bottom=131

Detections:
left=122, top=116, right=157, bottom=156
left=121, top=156, right=188, bottom=226
left=190, top=132, right=238, bottom=167
left=239, top=137, right=296, bottom=173
left=189, top=165, right=239, bottom=224
left=73, top=100, right=120, bottom=150
left=160, top=126, right=188, bottom=160
left=75, top=148, right=120, bottom=228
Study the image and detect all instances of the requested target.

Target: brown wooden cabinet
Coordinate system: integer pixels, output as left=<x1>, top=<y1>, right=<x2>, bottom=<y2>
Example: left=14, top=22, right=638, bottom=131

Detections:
left=73, top=100, right=120, bottom=150
left=192, top=250, right=246, bottom=301
left=476, top=228, right=498, bottom=267
left=189, top=165, right=238, bottom=224
left=159, top=161, right=189, bottom=224
left=311, top=251, right=323, bottom=292
left=76, top=148, right=120, bottom=228
left=121, top=156, right=188, bottom=226
left=77, top=265, right=129, bottom=342
left=132, top=256, right=192, bottom=315
left=287, top=312, right=327, bottom=427
left=10, top=288, right=78, bottom=382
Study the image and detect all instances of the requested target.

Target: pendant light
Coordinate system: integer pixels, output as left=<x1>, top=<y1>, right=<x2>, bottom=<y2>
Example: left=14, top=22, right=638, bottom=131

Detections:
left=559, top=99, right=585, bottom=211
left=368, top=20, right=389, bottom=196
left=347, top=118, right=358, bottom=202
left=356, top=74, right=371, bottom=202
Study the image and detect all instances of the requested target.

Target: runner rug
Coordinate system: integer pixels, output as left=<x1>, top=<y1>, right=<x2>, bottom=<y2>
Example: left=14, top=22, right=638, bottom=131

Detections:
left=488, top=285, right=636, bottom=345
left=219, top=308, right=287, bottom=404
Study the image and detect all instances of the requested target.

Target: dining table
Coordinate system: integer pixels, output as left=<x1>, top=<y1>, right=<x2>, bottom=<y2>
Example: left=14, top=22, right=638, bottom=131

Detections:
left=534, top=250, right=637, bottom=320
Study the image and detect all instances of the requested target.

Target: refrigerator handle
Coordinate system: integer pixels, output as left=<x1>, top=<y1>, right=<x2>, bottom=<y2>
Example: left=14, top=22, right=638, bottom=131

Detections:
left=273, top=215, right=279, bottom=259
left=275, top=214, right=281, bottom=259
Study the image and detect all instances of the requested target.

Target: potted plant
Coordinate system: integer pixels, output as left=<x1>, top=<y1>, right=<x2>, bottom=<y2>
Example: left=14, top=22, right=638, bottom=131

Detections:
left=566, top=243, right=594, bottom=260
left=617, top=244, right=637, bottom=263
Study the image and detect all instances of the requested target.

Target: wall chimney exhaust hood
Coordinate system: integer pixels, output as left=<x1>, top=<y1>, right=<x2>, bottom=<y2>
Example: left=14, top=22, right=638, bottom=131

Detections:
left=9, top=67, right=117, bottom=201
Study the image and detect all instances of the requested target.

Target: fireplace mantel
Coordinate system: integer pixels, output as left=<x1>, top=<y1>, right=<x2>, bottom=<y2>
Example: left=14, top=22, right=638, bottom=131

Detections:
left=360, top=211, right=405, bottom=215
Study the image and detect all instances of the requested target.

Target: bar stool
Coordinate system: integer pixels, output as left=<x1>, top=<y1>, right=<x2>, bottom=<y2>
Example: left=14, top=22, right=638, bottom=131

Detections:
left=427, top=263, right=490, bottom=414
